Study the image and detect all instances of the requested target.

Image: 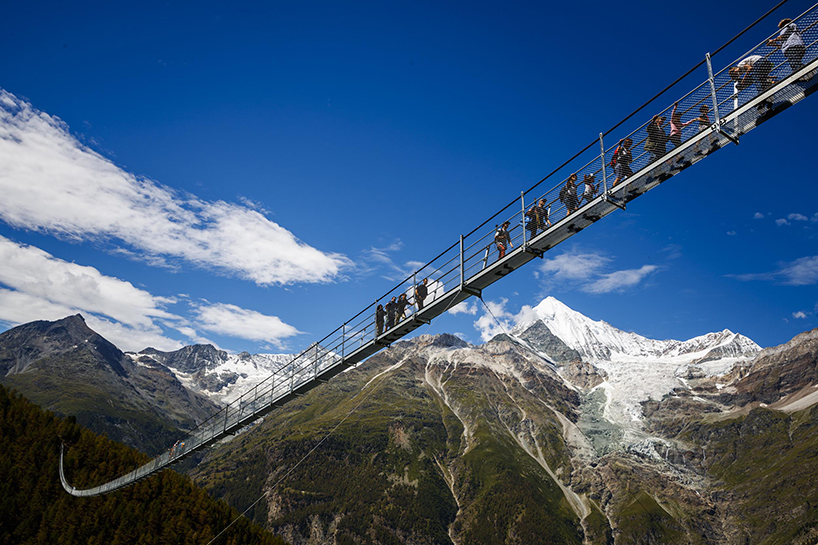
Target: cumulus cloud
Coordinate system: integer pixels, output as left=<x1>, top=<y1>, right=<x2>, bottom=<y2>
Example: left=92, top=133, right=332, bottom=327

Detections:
left=730, top=255, right=818, bottom=286
left=0, top=235, right=176, bottom=329
left=540, top=250, right=611, bottom=283
left=0, top=236, right=301, bottom=351
left=776, top=218, right=790, bottom=226
left=727, top=231, right=737, bottom=236
left=793, top=311, right=807, bottom=319
left=539, top=248, right=659, bottom=294
left=192, top=303, right=302, bottom=348
left=0, top=90, right=351, bottom=286
left=448, top=301, right=479, bottom=316
left=789, top=213, right=809, bottom=222
left=753, top=212, right=764, bottom=219
left=473, top=298, right=516, bottom=342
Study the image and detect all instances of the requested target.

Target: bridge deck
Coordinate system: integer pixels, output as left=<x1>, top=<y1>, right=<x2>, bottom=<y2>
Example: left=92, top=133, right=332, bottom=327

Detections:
left=61, top=3, right=818, bottom=496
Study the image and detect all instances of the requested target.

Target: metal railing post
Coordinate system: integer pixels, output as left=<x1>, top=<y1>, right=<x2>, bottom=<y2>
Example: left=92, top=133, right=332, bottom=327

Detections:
left=313, top=343, right=318, bottom=378
left=342, top=323, right=346, bottom=360
left=706, top=53, right=721, bottom=125
left=520, top=191, right=526, bottom=248
left=599, top=133, right=608, bottom=194
left=707, top=52, right=738, bottom=145
left=459, top=235, right=465, bottom=289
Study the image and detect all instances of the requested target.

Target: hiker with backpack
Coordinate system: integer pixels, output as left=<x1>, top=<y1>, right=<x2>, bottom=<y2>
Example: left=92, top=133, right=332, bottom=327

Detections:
left=495, top=221, right=513, bottom=259
left=579, top=174, right=600, bottom=206
left=559, top=174, right=579, bottom=215
left=611, top=137, right=633, bottom=186
left=537, top=198, right=550, bottom=231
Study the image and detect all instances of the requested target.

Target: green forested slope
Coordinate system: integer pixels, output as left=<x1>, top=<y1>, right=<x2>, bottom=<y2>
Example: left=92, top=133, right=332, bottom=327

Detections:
left=0, top=384, right=287, bottom=545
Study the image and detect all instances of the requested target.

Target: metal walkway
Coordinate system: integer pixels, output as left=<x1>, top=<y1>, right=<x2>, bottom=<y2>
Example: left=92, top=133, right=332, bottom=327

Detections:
left=61, top=2, right=818, bottom=496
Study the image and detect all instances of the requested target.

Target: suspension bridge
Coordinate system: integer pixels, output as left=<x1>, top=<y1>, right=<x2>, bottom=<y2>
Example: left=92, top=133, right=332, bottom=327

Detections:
left=61, top=1, right=818, bottom=497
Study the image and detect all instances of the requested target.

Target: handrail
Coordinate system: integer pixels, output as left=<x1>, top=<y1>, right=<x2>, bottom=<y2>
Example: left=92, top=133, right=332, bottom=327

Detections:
left=61, top=1, right=818, bottom=496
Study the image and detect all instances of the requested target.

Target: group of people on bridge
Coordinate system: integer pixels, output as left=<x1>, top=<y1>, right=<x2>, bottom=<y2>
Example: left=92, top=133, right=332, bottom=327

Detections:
left=491, top=16, right=813, bottom=262
left=375, top=278, right=429, bottom=335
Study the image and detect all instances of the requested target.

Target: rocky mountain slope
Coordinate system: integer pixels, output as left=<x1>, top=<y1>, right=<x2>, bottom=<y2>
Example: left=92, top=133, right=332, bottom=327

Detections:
left=3, top=299, right=816, bottom=544
left=140, top=344, right=294, bottom=405
left=187, top=301, right=818, bottom=545
left=0, top=314, right=219, bottom=454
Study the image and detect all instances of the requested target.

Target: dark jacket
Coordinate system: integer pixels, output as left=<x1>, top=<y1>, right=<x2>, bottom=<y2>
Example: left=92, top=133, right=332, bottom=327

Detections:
left=416, top=284, right=428, bottom=300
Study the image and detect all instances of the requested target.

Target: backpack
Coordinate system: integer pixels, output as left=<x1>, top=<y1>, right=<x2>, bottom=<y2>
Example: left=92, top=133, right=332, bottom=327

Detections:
left=610, top=144, right=622, bottom=168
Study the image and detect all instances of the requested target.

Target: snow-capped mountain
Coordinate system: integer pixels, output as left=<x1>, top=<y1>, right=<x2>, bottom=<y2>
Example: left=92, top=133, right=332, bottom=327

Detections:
left=513, top=296, right=760, bottom=365
left=139, top=345, right=294, bottom=405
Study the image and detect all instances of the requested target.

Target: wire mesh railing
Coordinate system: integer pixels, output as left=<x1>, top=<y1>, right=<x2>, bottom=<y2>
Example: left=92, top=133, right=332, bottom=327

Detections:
left=61, top=1, right=818, bottom=496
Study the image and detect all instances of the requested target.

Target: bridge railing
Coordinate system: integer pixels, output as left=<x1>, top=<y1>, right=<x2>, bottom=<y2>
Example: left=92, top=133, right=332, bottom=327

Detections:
left=172, top=1, right=818, bottom=452
left=61, top=2, right=818, bottom=495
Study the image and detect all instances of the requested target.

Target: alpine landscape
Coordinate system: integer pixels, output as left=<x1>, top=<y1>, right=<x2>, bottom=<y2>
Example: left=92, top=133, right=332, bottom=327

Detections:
left=2, top=1, right=817, bottom=543
left=3, top=297, right=817, bottom=544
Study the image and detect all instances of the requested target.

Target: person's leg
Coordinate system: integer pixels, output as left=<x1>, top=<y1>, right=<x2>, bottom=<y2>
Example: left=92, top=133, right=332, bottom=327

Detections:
left=785, top=45, right=806, bottom=73
left=752, top=58, right=775, bottom=93
left=670, top=134, right=682, bottom=148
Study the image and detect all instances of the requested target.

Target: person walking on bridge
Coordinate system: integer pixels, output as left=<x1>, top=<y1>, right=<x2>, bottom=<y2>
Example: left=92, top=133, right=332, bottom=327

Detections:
left=611, top=137, right=633, bottom=186
left=669, top=102, right=697, bottom=149
left=385, top=297, right=397, bottom=330
left=537, top=198, right=550, bottom=231
left=768, top=18, right=807, bottom=78
left=579, top=174, right=599, bottom=206
left=495, top=221, right=513, bottom=259
left=414, top=278, right=428, bottom=310
left=396, top=293, right=410, bottom=323
left=645, top=115, right=668, bottom=162
left=730, top=54, right=775, bottom=111
left=376, top=304, right=385, bottom=335
left=560, top=174, right=579, bottom=215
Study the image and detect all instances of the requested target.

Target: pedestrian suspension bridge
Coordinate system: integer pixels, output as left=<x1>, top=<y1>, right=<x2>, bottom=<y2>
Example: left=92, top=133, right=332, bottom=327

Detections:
left=61, top=1, right=818, bottom=496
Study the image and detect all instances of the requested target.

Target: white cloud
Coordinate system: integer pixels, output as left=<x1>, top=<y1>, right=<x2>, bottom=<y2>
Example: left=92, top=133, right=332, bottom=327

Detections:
left=584, top=265, right=660, bottom=294
left=448, top=301, right=478, bottom=316
left=539, top=248, right=658, bottom=294
left=731, top=255, right=818, bottom=286
left=788, top=213, right=809, bottom=222
left=473, top=298, right=515, bottom=342
left=753, top=212, right=764, bottom=219
left=0, top=90, right=351, bottom=286
left=727, top=231, right=737, bottom=236
left=776, top=218, right=790, bottom=226
left=540, top=250, right=611, bottom=283
left=793, top=311, right=807, bottom=319
left=0, top=236, right=175, bottom=329
left=192, top=303, right=302, bottom=348
left=0, top=236, right=301, bottom=351
left=360, top=240, right=423, bottom=281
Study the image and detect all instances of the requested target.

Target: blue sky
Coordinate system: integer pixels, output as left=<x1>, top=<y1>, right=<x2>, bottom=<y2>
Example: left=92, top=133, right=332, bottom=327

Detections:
left=0, top=0, right=816, bottom=353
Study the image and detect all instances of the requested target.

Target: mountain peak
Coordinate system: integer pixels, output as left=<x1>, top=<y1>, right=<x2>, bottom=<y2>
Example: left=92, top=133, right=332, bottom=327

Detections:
left=512, top=297, right=760, bottom=364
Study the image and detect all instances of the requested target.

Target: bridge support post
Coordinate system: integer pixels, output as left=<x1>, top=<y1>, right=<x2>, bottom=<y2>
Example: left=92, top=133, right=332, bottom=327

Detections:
left=520, top=191, right=526, bottom=249
left=599, top=133, right=608, bottom=194
left=459, top=235, right=465, bottom=289
left=707, top=52, right=739, bottom=145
